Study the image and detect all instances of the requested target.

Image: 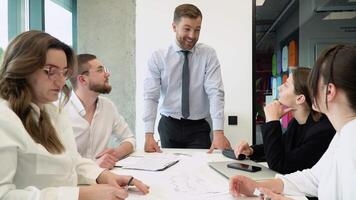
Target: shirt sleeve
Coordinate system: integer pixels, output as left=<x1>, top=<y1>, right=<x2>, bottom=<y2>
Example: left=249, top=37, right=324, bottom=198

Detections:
left=260, top=120, right=288, bottom=173
left=262, top=118, right=335, bottom=174
left=111, top=102, right=136, bottom=149
left=1, top=185, right=79, bottom=200
left=143, top=52, right=161, bottom=133
left=0, top=115, right=80, bottom=200
left=250, top=144, right=265, bottom=160
left=75, top=156, right=105, bottom=185
left=276, top=168, right=319, bottom=197
left=59, top=110, right=105, bottom=185
left=276, top=140, right=333, bottom=198
left=203, top=48, right=225, bottom=130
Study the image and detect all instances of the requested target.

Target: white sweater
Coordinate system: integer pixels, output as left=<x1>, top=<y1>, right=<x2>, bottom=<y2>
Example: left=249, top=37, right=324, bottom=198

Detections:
left=0, top=99, right=104, bottom=200
left=277, top=119, right=356, bottom=199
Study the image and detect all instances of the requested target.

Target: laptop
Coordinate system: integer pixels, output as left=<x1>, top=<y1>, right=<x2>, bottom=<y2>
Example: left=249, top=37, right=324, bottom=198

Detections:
left=208, top=160, right=277, bottom=181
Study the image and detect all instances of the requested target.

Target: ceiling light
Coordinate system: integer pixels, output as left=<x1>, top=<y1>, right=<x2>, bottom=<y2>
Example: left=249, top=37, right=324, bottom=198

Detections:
left=323, top=11, right=356, bottom=20
left=256, top=0, right=265, bottom=6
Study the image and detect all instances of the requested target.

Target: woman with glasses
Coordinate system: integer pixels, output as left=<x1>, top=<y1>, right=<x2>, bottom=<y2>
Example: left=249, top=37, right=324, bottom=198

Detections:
left=234, top=67, right=335, bottom=174
left=229, top=44, right=356, bottom=199
left=0, top=30, right=149, bottom=200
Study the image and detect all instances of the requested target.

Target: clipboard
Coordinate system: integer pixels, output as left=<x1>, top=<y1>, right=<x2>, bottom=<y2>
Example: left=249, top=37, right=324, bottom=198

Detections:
left=115, top=155, right=180, bottom=171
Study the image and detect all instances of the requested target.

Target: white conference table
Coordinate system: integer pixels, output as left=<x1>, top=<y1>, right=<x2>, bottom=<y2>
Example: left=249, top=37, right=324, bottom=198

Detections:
left=111, top=148, right=307, bottom=200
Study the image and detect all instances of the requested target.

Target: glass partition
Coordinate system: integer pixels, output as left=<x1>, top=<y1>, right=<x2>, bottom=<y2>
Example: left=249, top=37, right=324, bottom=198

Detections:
left=254, top=0, right=356, bottom=144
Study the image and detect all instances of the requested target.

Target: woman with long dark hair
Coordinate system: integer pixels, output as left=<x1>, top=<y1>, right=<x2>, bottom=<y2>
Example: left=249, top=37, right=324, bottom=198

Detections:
left=0, top=30, right=149, bottom=200
left=229, top=44, right=356, bottom=199
left=235, top=67, right=335, bottom=174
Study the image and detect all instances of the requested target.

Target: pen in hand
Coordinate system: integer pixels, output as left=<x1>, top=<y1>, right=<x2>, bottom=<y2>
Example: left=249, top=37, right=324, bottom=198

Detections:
left=125, top=176, right=134, bottom=191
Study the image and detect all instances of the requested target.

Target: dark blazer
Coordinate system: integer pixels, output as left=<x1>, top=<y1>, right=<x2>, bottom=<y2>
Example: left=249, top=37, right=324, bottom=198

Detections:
left=251, top=114, right=335, bottom=174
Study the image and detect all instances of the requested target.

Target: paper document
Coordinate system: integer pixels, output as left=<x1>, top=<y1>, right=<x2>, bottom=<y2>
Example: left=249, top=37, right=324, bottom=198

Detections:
left=115, top=154, right=179, bottom=171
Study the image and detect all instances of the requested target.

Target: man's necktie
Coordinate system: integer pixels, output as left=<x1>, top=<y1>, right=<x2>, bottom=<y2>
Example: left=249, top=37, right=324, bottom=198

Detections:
left=181, top=50, right=190, bottom=119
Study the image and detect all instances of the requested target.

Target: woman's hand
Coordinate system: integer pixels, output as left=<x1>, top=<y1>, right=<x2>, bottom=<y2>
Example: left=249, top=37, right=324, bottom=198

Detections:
left=79, top=184, right=128, bottom=200
left=234, top=140, right=253, bottom=157
left=258, top=187, right=292, bottom=200
left=229, top=175, right=258, bottom=197
left=264, top=100, right=294, bottom=122
left=97, top=170, right=150, bottom=194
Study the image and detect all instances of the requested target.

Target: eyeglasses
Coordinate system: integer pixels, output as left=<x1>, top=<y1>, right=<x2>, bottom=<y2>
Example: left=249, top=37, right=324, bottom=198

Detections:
left=95, top=66, right=109, bottom=74
left=81, top=66, right=109, bottom=75
left=43, top=66, right=72, bottom=80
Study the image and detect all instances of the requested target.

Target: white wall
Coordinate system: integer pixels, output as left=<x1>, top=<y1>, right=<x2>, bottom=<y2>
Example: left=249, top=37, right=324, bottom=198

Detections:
left=136, top=0, right=252, bottom=149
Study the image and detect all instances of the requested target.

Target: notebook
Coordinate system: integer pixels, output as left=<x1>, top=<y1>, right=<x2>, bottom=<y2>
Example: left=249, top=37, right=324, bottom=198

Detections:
left=208, top=161, right=277, bottom=181
left=115, top=154, right=179, bottom=171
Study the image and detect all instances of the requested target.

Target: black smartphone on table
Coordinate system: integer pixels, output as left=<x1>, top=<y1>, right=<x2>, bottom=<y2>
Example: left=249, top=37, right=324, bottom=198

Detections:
left=227, top=162, right=262, bottom=172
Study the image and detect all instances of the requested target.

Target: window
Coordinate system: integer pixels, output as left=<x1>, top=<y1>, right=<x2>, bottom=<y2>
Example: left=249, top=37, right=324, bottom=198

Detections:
left=1, top=0, right=76, bottom=62
left=0, top=0, right=8, bottom=61
left=45, top=0, right=73, bottom=46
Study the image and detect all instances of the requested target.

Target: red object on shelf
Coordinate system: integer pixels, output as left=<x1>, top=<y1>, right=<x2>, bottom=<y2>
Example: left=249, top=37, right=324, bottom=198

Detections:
left=288, top=40, right=298, bottom=68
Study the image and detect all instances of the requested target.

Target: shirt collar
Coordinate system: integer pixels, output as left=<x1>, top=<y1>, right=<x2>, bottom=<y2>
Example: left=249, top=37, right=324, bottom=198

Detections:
left=70, top=91, right=86, bottom=117
left=69, top=91, right=102, bottom=117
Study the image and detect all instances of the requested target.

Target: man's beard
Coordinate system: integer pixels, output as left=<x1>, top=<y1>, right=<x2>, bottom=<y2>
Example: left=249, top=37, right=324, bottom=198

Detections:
left=89, top=82, right=112, bottom=94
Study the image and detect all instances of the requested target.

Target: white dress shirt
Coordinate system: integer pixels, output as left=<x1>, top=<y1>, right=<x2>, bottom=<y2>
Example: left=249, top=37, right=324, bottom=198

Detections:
left=143, top=41, right=225, bottom=133
left=0, top=98, right=104, bottom=200
left=277, top=119, right=356, bottom=199
left=64, top=92, right=136, bottom=160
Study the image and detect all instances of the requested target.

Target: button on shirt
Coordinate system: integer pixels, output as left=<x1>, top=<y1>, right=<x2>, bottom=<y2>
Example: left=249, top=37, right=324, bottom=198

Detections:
left=143, top=41, right=225, bottom=133
left=0, top=99, right=104, bottom=200
left=64, top=92, right=136, bottom=160
left=277, top=119, right=356, bottom=199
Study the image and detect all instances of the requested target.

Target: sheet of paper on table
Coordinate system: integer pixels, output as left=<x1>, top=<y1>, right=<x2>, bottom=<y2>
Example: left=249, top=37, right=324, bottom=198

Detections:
left=115, top=154, right=179, bottom=171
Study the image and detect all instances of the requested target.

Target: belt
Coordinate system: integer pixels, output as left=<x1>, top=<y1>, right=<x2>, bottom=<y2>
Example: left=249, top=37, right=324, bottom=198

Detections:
left=161, top=114, right=205, bottom=122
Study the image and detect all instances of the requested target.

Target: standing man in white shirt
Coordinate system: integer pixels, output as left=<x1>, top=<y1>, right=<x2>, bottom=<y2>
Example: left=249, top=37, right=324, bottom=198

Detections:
left=66, top=54, right=135, bottom=169
left=143, top=4, right=231, bottom=152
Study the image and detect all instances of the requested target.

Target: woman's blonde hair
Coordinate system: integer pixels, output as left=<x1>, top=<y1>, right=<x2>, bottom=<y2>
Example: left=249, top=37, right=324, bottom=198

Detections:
left=0, top=30, right=76, bottom=154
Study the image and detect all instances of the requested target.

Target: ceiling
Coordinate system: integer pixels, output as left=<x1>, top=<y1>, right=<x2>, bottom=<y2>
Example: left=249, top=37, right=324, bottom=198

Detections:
left=256, top=0, right=293, bottom=53
left=255, top=0, right=356, bottom=53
